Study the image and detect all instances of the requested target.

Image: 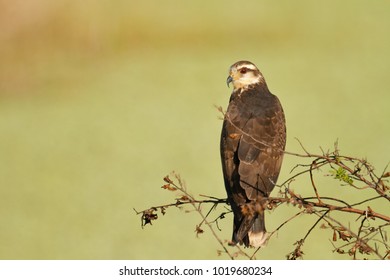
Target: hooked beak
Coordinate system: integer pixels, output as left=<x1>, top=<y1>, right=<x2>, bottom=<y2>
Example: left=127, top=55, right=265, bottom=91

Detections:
left=226, top=75, right=233, bottom=87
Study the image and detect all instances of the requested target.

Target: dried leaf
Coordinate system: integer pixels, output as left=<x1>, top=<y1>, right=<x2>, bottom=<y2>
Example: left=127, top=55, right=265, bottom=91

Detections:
left=178, top=195, right=189, bottom=201
left=161, top=184, right=177, bottom=191
left=365, top=206, right=374, bottom=219
left=379, top=180, right=389, bottom=191
left=304, top=204, right=314, bottom=213
left=163, top=176, right=173, bottom=184
left=336, top=248, right=345, bottom=254
left=358, top=242, right=372, bottom=255
left=267, top=201, right=276, bottom=210
left=195, top=225, right=204, bottom=237
left=338, top=231, right=352, bottom=241
left=320, top=223, right=328, bottom=229
left=142, top=209, right=158, bottom=227
left=382, top=171, right=390, bottom=178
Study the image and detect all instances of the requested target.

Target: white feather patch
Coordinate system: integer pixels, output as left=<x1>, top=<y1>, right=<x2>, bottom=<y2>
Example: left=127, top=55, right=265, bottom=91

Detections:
left=248, top=231, right=268, bottom=247
left=237, top=63, right=258, bottom=71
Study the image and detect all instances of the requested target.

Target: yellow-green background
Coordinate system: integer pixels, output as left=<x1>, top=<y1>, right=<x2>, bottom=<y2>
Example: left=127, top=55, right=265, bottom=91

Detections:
left=0, top=0, right=389, bottom=259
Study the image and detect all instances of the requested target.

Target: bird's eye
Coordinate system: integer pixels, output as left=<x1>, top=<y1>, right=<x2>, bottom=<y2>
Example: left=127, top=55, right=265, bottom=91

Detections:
left=240, top=68, right=248, bottom=74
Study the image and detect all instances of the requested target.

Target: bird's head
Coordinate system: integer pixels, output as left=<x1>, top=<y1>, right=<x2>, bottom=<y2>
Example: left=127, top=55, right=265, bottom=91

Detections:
left=227, top=61, right=265, bottom=90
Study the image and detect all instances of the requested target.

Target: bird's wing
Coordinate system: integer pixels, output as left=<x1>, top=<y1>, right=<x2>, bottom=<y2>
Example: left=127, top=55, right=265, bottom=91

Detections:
left=237, top=108, right=285, bottom=200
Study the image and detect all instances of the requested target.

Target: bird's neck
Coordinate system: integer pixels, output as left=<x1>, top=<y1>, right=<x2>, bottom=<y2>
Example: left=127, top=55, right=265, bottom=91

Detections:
left=232, top=82, right=270, bottom=97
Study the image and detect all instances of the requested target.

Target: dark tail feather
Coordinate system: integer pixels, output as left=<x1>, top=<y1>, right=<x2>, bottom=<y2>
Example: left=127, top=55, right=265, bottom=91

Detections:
left=233, top=212, right=267, bottom=247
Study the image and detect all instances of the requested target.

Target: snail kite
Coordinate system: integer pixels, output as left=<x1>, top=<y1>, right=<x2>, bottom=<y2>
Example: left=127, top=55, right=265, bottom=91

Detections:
left=220, top=61, right=286, bottom=247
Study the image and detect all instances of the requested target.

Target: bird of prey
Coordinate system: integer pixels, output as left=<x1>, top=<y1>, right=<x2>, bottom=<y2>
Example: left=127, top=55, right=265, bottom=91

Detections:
left=220, top=61, right=286, bottom=247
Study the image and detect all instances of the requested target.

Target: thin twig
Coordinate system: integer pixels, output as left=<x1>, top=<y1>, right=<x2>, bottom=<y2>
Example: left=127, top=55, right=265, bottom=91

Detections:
left=134, top=123, right=389, bottom=260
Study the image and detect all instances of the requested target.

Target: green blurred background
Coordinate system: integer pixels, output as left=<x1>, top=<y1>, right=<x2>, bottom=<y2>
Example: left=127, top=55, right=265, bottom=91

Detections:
left=0, top=0, right=389, bottom=259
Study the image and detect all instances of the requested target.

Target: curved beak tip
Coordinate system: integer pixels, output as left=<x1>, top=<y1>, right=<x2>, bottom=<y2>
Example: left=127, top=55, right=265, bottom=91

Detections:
left=226, top=76, right=233, bottom=88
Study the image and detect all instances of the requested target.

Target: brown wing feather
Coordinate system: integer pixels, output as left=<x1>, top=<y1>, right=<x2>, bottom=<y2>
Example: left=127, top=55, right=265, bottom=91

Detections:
left=237, top=107, right=286, bottom=199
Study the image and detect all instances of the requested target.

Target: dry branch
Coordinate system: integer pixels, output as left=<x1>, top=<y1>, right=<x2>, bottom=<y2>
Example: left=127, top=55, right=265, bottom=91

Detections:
left=134, top=116, right=389, bottom=260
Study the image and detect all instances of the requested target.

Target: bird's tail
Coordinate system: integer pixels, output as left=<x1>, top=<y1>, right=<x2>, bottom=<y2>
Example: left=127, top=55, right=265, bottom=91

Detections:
left=248, top=214, right=268, bottom=247
left=234, top=212, right=268, bottom=247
